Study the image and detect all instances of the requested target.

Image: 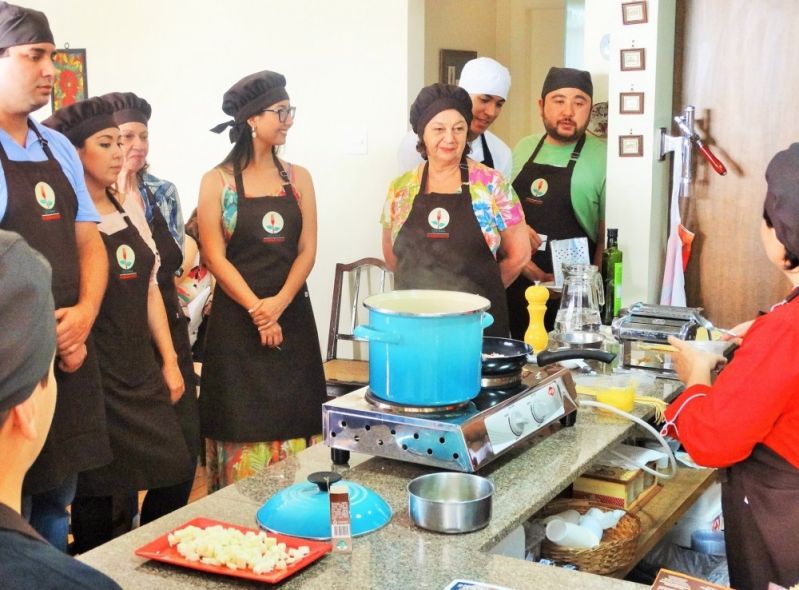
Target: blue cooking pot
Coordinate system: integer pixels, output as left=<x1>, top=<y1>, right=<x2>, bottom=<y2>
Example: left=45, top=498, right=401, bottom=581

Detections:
left=256, top=472, right=391, bottom=540
left=353, top=290, right=493, bottom=406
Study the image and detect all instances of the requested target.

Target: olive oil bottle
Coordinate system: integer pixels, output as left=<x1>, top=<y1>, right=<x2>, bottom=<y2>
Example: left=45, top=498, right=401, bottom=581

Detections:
left=601, top=228, right=623, bottom=324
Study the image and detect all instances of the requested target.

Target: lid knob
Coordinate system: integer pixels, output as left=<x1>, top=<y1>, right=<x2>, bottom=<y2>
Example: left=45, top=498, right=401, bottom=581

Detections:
left=308, top=471, right=342, bottom=492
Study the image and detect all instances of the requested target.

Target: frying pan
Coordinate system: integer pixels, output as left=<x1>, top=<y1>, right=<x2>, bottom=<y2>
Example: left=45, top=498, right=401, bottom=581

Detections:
left=481, top=337, right=616, bottom=376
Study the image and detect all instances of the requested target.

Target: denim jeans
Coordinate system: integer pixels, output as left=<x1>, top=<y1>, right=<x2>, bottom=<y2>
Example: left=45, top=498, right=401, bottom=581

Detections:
left=22, top=472, right=78, bottom=552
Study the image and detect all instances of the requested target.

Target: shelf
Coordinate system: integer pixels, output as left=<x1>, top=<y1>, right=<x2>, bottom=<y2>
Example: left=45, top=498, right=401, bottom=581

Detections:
left=612, top=467, right=718, bottom=577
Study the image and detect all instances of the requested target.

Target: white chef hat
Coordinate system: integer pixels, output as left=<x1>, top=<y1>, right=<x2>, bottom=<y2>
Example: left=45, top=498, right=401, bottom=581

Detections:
left=458, top=57, right=511, bottom=100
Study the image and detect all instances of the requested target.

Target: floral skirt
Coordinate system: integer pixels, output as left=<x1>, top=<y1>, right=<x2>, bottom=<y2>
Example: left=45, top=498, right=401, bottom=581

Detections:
left=205, top=435, right=322, bottom=493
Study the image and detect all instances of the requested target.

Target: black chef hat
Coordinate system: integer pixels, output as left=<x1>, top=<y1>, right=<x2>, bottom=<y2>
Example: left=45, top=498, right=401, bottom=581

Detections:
left=0, top=1, right=53, bottom=49
left=409, top=83, right=473, bottom=136
left=764, top=143, right=799, bottom=257
left=42, top=97, right=117, bottom=147
left=541, top=67, right=593, bottom=100
left=210, top=70, right=289, bottom=143
left=0, top=230, right=55, bottom=413
left=100, top=92, right=152, bottom=125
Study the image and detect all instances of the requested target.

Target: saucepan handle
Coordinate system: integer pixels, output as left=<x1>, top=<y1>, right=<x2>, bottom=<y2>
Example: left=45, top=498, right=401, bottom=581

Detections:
left=353, top=325, right=401, bottom=344
left=535, top=349, right=616, bottom=367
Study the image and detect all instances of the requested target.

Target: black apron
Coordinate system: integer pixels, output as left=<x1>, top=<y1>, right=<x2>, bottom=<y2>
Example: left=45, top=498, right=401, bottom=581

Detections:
left=479, top=134, right=494, bottom=169
left=77, top=192, right=193, bottom=495
left=506, top=135, right=593, bottom=337
left=0, top=120, right=111, bottom=494
left=393, top=160, right=509, bottom=337
left=200, top=155, right=326, bottom=442
left=721, top=444, right=799, bottom=590
left=141, top=183, right=200, bottom=459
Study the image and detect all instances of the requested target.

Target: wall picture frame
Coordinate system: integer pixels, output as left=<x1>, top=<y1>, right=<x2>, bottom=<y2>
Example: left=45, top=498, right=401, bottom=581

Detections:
left=620, top=48, right=646, bottom=71
left=439, top=49, right=477, bottom=85
left=622, top=1, right=648, bottom=25
left=619, top=135, right=644, bottom=157
left=51, top=48, right=88, bottom=110
left=619, top=92, right=645, bottom=114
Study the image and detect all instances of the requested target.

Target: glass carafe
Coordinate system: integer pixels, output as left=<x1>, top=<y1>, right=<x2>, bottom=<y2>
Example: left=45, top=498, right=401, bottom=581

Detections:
left=555, top=263, right=604, bottom=337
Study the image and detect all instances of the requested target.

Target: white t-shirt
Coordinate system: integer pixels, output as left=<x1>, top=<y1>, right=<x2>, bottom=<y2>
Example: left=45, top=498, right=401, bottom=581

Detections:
left=397, top=129, right=512, bottom=180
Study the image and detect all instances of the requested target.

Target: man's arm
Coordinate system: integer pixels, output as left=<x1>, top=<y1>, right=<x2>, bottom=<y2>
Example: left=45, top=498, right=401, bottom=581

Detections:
left=55, top=222, right=108, bottom=357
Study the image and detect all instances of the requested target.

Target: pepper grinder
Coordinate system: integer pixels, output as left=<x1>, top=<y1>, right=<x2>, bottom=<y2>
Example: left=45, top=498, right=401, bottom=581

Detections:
left=524, top=285, right=549, bottom=353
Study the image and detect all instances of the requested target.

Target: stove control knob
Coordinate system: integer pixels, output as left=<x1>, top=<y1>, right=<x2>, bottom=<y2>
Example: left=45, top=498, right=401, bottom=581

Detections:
left=532, top=395, right=558, bottom=423
left=508, top=408, right=530, bottom=436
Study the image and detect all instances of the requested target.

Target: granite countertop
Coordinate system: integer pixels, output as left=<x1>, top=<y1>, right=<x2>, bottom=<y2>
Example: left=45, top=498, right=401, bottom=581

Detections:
left=80, top=378, right=677, bottom=590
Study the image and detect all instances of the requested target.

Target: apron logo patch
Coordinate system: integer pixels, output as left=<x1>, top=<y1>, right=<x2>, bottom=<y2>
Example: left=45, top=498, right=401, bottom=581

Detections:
left=426, top=207, right=450, bottom=239
left=115, top=244, right=138, bottom=279
left=262, top=211, right=285, bottom=243
left=34, top=181, right=60, bottom=221
left=530, top=178, right=548, bottom=198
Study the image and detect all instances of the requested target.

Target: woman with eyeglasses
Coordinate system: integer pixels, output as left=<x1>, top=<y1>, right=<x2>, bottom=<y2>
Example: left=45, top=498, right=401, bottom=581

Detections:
left=198, top=70, right=326, bottom=491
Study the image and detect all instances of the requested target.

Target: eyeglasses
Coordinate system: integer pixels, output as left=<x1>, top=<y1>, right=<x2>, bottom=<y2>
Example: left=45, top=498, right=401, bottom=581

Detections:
left=262, top=106, right=296, bottom=123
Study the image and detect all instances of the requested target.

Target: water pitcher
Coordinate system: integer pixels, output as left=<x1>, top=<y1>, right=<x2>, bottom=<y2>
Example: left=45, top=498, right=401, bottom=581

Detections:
left=555, top=263, right=604, bottom=338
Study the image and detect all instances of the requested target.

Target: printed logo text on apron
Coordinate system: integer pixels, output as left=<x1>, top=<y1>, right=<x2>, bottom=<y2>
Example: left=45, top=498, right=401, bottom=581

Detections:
left=426, top=207, right=450, bottom=239
left=34, top=181, right=60, bottom=221
left=262, top=211, right=285, bottom=243
left=116, top=244, right=138, bottom=280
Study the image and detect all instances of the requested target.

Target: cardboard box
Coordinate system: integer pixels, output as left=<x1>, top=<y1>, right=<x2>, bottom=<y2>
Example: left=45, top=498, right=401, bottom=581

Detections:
left=573, top=462, right=659, bottom=509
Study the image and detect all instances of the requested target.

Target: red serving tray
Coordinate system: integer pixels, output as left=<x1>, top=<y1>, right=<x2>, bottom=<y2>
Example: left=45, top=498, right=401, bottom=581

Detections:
left=134, top=517, right=332, bottom=584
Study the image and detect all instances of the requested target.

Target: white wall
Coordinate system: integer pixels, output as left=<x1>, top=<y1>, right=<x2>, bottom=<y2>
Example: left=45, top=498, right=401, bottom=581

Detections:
left=25, top=0, right=422, bottom=354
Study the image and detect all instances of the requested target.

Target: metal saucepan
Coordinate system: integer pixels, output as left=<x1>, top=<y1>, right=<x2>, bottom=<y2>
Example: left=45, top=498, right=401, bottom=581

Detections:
left=408, top=472, right=494, bottom=534
left=481, top=337, right=616, bottom=376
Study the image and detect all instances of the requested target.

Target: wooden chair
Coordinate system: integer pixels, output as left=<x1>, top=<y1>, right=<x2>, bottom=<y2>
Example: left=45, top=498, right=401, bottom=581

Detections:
left=324, top=257, right=391, bottom=397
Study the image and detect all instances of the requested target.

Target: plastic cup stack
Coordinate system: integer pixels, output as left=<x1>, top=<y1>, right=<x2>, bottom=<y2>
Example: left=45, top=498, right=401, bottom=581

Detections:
left=544, top=507, right=627, bottom=549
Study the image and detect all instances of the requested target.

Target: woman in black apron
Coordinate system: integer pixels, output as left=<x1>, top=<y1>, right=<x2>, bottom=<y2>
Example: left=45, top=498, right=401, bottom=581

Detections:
left=662, top=144, right=799, bottom=590
left=381, top=84, right=530, bottom=338
left=201, top=71, right=326, bottom=492
left=102, top=92, right=200, bottom=525
left=43, top=98, right=193, bottom=552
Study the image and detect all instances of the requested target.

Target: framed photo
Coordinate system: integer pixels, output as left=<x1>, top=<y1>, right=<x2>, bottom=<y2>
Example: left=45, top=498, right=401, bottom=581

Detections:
left=51, top=48, right=88, bottom=111
left=439, top=49, right=477, bottom=85
left=622, top=1, right=648, bottom=25
left=619, top=92, right=645, bottom=114
left=620, top=47, right=646, bottom=71
left=619, top=135, right=644, bottom=157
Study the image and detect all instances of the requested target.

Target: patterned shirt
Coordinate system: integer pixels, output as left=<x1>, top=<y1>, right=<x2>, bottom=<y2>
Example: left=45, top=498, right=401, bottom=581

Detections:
left=139, top=172, right=185, bottom=249
left=380, top=160, right=524, bottom=255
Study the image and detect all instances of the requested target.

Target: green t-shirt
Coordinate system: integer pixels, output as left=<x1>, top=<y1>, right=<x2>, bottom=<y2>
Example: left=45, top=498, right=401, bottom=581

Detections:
left=511, top=133, right=607, bottom=242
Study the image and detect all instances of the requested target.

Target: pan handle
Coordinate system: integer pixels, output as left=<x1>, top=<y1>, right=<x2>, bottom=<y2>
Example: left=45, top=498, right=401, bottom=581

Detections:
left=535, top=349, right=616, bottom=367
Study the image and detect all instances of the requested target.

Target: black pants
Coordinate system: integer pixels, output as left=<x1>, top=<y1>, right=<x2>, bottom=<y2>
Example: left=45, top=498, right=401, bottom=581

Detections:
left=71, top=475, right=194, bottom=553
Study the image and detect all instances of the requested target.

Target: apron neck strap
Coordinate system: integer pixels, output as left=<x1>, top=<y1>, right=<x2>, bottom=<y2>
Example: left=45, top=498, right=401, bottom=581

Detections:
left=232, top=150, right=293, bottom=200
left=0, top=119, right=56, bottom=163
left=531, top=134, right=587, bottom=170
left=420, top=157, right=470, bottom=196
left=105, top=189, right=136, bottom=231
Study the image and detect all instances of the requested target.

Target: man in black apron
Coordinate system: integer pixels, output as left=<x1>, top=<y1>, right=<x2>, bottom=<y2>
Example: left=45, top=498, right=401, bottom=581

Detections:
left=398, top=57, right=514, bottom=180
left=506, top=67, right=606, bottom=337
left=0, top=2, right=110, bottom=550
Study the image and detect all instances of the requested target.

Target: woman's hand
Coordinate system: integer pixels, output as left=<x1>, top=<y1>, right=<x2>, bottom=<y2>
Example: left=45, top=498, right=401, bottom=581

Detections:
left=722, top=319, right=754, bottom=343
left=667, top=336, right=727, bottom=386
left=162, top=361, right=186, bottom=404
left=248, top=295, right=288, bottom=330
left=58, top=343, right=87, bottom=373
left=521, top=261, right=554, bottom=284
left=258, top=321, right=283, bottom=348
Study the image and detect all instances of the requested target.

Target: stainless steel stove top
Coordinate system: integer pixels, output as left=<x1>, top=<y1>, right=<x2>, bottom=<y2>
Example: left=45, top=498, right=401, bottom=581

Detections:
left=322, top=365, right=579, bottom=472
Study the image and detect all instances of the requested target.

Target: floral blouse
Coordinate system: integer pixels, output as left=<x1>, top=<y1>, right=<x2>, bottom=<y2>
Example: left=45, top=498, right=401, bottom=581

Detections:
left=380, top=160, right=525, bottom=255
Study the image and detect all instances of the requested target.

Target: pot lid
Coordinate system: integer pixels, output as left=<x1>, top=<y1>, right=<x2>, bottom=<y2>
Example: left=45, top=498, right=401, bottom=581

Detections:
left=363, top=289, right=490, bottom=317
left=256, top=472, right=392, bottom=540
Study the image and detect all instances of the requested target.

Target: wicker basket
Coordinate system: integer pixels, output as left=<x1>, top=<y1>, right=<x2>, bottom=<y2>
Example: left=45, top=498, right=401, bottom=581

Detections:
left=538, top=498, right=641, bottom=574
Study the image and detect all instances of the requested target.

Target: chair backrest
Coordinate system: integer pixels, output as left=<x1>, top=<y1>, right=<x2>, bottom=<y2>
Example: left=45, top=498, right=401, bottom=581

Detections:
left=327, top=257, right=391, bottom=361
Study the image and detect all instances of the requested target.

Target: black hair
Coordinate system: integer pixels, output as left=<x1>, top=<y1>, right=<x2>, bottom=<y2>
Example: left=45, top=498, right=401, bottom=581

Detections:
left=217, top=128, right=277, bottom=173
left=764, top=209, right=799, bottom=269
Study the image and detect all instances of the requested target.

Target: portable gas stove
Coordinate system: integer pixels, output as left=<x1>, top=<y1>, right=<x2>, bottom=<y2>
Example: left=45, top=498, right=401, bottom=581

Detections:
left=323, top=364, right=579, bottom=472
